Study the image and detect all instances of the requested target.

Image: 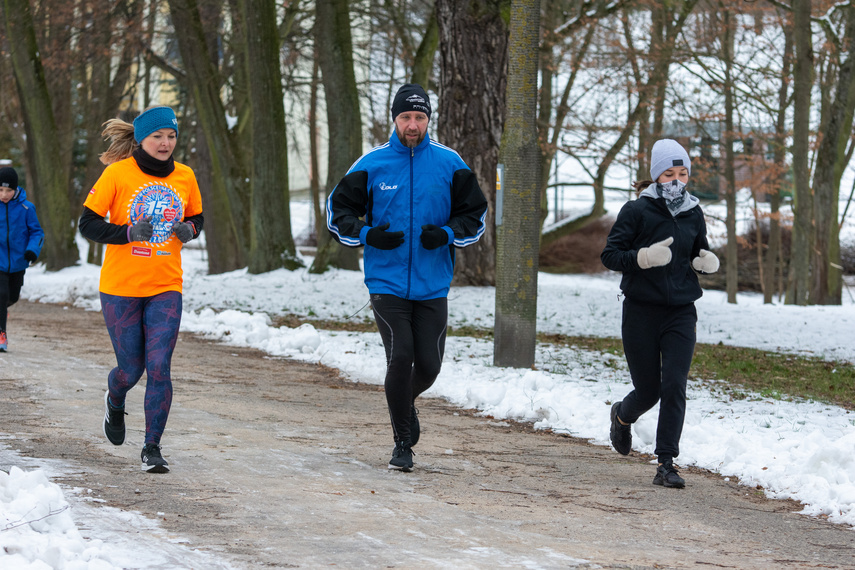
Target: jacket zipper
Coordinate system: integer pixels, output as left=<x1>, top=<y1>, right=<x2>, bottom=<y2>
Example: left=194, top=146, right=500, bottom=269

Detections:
left=667, top=216, right=679, bottom=304
left=3, top=201, right=9, bottom=273
left=406, top=147, right=414, bottom=299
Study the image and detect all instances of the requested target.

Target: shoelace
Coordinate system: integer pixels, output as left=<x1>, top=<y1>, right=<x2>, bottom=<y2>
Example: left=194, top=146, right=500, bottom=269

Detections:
left=108, top=405, right=126, bottom=424
left=143, top=444, right=163, bottom=458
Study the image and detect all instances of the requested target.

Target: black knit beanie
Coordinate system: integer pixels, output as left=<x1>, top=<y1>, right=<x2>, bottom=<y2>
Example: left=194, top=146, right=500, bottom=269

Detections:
left=0, top=167, right=18, bottom=189
left=391, top=84, right=432, bottom=121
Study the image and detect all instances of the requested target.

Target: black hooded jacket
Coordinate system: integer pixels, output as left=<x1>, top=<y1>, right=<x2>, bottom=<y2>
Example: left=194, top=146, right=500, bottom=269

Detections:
left=601, top=194, right=710, bottom=306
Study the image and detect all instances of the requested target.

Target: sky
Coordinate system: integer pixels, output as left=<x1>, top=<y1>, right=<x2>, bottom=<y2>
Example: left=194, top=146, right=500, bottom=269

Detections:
left=2, top=190, right=855, bottom=568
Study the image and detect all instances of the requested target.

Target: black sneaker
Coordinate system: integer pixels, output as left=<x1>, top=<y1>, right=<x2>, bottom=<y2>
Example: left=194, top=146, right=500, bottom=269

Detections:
left=653, top=462, right=685, bottom=488
left=609, top=401, right=632, bottom=455
left=141, top=443, right=170, bottom=473
left=388, top=441, right=414, bottom=472
left=410, top=404, right=420, bottom=446
left=103, top=391, right=126, bottom=446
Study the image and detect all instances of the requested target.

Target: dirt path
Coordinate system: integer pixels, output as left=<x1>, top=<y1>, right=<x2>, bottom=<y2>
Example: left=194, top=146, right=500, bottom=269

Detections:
left=1, top=300, right=853, bottom=569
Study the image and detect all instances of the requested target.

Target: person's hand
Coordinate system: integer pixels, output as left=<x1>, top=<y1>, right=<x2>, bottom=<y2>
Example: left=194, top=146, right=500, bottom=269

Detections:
left=173, top=221, right=195, bottom=243
left=365, top=223, right=404, bottom=250
left=24, top=250, right=37, bottom=264
left=637, top=237, right=673, bottom=269
left=128, top=218, right=154, bottom=242
left=420, top=224, right=448, bottom=250
left=692, top=249, right=720, bottom=274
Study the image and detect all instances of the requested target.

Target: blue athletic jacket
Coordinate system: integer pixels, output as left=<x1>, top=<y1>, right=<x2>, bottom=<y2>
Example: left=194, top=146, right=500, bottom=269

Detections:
left=327, top=131, right=487, bottom=300
left=1, top=187, right=44, bottom=273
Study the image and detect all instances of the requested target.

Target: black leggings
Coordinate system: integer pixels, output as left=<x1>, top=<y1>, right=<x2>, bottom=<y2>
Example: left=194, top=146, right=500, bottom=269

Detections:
left=0, top=270, right=25, bottom=332
left=371, top=294, right=448, bottom=443
left=618, top=298, right=697, bottom=463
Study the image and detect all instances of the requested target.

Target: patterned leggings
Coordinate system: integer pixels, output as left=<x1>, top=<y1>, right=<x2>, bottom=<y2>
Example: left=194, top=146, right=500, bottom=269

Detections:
left=100, top=291, right=182, bottom=445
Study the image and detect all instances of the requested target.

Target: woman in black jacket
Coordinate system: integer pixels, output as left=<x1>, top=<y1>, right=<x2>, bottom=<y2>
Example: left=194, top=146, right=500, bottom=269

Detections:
left=601, top=139, right=719, bottom=488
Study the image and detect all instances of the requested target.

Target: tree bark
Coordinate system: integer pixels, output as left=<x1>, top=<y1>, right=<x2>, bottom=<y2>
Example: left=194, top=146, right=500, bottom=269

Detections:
left=310, top=0, right=362, bottom=274
left=411, top=3, right=439, bottom=88
left=243, top=0, right=299, bottom=273
left=787, top=0, right=813, bottom=305
left=722, top=7, right=738, bottom=304
left=2, top=0, right=79, bottom=270
left=765, top=12, right=792, bottom=304
left=436, top=0, right=510, bottom=286
left=807, top=6, right=855, bottom=305
left=494, top=0, right=540, bottom=369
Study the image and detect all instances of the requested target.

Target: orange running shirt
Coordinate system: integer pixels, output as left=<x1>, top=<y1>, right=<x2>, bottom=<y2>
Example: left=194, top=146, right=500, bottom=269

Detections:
left=84, top=156, right=203, bottom=297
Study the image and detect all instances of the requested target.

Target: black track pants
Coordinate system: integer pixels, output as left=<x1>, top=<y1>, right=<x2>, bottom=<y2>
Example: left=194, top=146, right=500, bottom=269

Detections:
left=0, top=270, right=25, bottom=331
left=371, top=294, right=448, bottom=443
left=618, top=298, right=697, bottom=463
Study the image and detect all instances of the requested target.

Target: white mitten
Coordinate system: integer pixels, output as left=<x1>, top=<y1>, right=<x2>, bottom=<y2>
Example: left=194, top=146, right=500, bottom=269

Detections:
left=637, top=237, right=673, bottom=269
left=692, top=249, right=720, bottom=273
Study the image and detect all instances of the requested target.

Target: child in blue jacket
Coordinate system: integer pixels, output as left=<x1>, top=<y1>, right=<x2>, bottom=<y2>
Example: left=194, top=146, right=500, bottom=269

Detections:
left=0, top=166, right=45, bottom=352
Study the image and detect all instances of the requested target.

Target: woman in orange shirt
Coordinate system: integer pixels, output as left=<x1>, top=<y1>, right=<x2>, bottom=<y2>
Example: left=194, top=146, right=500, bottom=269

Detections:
left=79, top=106, right=203, bottom=473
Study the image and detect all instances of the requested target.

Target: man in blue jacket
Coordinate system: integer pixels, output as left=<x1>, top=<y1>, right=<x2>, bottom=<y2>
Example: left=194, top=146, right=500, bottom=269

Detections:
left=327, top=84, right=488, bottom=472
left=0, top=166, right=45, bottom=352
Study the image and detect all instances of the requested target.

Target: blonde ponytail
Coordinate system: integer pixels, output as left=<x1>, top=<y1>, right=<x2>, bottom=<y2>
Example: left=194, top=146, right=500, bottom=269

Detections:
left=99, top=118, right=138, bottom=165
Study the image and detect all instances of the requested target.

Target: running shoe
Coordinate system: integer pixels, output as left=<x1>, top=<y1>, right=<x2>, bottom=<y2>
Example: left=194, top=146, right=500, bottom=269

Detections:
left=653, top=461, right=685, bottom=488
left=388, top=441, right=414, bottom=472
left=141, top=443, right=170, bottom=473
left=103, top=391, right=126, bottom=445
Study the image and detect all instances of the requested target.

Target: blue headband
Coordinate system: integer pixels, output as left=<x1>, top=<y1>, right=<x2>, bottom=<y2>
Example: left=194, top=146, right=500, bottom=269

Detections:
left=133, top=106, right=179, bottom=143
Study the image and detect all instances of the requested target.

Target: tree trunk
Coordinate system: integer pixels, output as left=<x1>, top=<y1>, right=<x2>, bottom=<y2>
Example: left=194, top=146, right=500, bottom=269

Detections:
left=310, top=0, right=362, bottom=274
left=411, top=4, right=439, bottom=88
left=808, top=6, right=855, bottom=305
left=436, top=0, right=510, bottom=286
left=787, top=0, right=813, bottom=305
left=2, top=0, right=78, bottom=270
left=243, top=0, right=299, bottom=273
left=494, top=0, right=540, bottom=369
left=169, top=0, right=249, bottom=273
left=765, top=14, right=793, bottom=304
left=722, top=8, right=738, bottom=304
left=309, top=48, right=322, bottom=248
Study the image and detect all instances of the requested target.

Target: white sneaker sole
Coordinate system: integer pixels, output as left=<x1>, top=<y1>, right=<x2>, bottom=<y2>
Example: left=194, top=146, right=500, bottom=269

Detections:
left=141, top=462, right=170, bottom=474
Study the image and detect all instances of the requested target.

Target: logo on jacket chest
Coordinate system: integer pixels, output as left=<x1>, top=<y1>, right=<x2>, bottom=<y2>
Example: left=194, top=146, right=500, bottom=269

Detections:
left=378, top=182, right=398, bottom=191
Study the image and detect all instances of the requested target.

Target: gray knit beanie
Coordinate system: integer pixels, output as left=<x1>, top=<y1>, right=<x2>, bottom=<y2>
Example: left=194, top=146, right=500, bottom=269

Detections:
left=650, top=139, right=691, bottom=181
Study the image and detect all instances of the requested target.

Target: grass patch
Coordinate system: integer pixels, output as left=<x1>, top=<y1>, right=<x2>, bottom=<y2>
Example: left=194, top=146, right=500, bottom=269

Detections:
left=540, top=333, right=855, bottom=411
left=690, top=343, right=855, bottom=410
left=271, top=315, right=854, bottom=410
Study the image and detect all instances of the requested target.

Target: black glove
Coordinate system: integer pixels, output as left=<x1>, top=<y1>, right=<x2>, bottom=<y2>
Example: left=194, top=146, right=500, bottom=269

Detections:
left=365, top=223, right=404, bottom=250
left=24, top=250, right=37, bottom=263
left=128, top=219, right=154, bottom=242
left=173, top=221, right=195, bottom=243
left=420, top=224, right=448, bottom=250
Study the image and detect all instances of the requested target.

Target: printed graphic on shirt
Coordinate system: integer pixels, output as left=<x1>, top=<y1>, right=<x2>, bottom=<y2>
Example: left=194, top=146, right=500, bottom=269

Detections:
left=128, top=182, right=184, bottom=245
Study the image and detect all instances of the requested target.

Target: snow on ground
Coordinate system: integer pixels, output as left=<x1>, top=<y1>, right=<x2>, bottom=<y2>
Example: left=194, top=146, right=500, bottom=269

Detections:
left=4, top=192, right=855, bottom=569
left=0, top=444, right=237, bottom=570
